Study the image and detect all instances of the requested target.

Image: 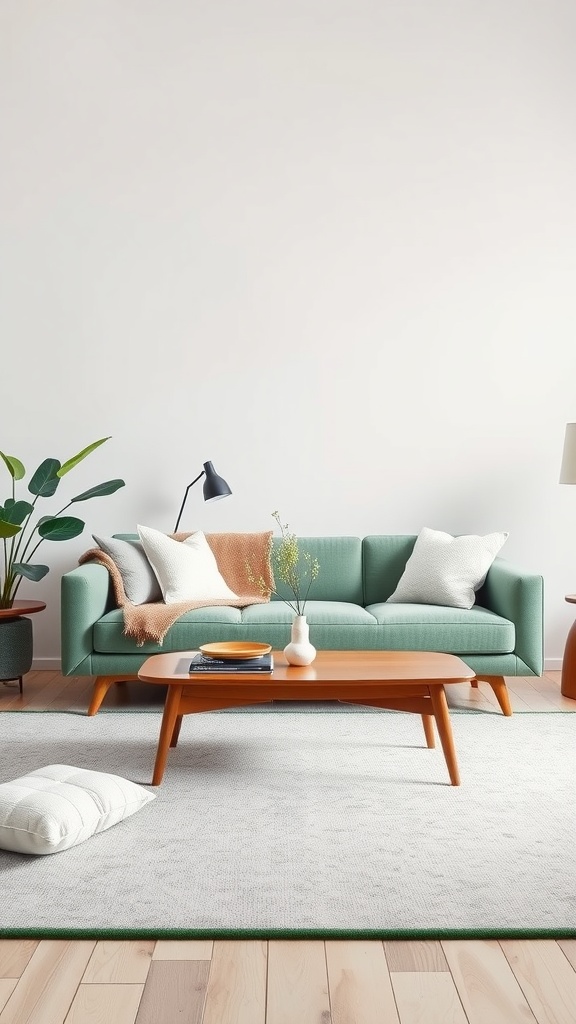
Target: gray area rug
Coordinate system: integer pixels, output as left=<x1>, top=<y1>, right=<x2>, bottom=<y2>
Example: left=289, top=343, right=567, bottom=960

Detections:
left=0, top=711, right=574, bottom=938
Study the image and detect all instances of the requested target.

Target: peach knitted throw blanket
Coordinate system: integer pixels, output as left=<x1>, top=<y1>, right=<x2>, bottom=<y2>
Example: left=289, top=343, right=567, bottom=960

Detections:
left=79, top=531, right=273, bottom=647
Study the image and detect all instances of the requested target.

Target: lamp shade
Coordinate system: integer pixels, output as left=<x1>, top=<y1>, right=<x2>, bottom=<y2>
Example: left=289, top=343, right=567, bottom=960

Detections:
left=202, top=461, right=232, bottom=502
left=560, top=424, right=576, bottom=484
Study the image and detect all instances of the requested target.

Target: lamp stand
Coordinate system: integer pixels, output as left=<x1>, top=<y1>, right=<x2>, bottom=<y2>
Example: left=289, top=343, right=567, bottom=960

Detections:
left=173, top=471, right=205, bottom=533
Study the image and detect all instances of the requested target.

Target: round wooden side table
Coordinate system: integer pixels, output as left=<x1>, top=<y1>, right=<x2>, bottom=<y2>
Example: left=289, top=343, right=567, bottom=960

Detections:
left=561, top=596, right=576, bottom=700
left=0, top=600, right=46, bottom=694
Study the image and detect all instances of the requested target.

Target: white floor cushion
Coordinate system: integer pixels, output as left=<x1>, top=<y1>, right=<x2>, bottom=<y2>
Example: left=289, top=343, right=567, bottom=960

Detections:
left=0, top=764, right=156, bottom=855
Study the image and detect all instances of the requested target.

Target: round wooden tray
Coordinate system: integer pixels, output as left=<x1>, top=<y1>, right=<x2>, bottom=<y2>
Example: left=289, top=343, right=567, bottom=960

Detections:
left=199, top=641, right=272, bottom=660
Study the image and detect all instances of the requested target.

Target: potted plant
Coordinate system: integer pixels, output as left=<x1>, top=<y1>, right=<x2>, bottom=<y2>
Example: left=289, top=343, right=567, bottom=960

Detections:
left=0, top=436, right=124, bottom=689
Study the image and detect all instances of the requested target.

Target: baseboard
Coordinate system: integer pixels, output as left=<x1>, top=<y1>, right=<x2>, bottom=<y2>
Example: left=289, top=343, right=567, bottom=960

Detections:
left=544, top=658, right=562, bottom=672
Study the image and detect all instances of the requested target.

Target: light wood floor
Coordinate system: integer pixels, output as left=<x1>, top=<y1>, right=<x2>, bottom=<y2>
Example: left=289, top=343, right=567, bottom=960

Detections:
left=0, top=670, right=574, bottom=1024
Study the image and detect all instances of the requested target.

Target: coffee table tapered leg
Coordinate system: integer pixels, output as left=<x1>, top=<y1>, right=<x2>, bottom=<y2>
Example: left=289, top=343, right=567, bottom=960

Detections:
left=153, top=685, right=183, bottom=785
left=170, top=714, right=183, bottom=748
left=429, top=685, right=460, bottom=786
left=421, top=714, right=435, bottom=748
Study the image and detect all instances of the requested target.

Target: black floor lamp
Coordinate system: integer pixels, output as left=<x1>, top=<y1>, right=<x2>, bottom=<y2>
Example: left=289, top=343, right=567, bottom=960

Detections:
left=173, top=461, right=232, bottom=533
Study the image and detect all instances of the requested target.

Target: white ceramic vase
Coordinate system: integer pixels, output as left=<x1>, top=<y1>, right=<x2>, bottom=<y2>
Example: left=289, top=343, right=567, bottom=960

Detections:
left=284, top=614, right=316, bottom=666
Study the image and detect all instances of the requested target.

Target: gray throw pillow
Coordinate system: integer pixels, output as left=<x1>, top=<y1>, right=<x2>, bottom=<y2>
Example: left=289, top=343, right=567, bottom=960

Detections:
left=92, top=535, right=162, bottom=605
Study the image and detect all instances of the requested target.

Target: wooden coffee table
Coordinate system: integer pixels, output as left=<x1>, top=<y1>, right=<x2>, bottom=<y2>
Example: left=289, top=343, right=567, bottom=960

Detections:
left=138, top=650, right=475, bottom=786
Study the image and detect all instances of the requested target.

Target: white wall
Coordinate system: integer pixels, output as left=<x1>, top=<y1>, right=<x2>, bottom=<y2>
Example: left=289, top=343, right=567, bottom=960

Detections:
left=1, top=0, right=575, bottom=668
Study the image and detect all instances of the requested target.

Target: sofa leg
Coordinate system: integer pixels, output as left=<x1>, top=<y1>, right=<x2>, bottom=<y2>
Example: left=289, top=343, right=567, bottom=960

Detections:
left=87, top=675, right=138, bottom=716
left=476, top=675, right=513, bottom=716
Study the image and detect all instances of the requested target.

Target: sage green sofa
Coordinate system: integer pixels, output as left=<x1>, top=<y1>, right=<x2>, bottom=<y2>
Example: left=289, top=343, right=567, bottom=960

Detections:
left=61, top=535, right=543, bottom=714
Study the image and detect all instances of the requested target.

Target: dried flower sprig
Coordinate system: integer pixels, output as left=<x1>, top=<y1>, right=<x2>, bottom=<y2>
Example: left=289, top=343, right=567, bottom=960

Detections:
left=246, top=510, right=320, bottom=616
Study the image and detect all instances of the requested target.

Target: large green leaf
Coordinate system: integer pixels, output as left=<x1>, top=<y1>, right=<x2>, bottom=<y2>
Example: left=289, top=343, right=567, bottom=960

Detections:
left=57, top=437, right=111, bottom=477
left=28, top=459, right=61, bottom=497
left=0, top=451, right=25, bottom=480
left=12, top=563, right=49, bottom=581
left=37, top=516, right=84, bottom=541
left=0, top=519, right=21, bottom=539
left=70, top=478, right=125, bottom=502
left=35, top=515, right=54, bottom=529
left=0, top=500, right=34, bottom=525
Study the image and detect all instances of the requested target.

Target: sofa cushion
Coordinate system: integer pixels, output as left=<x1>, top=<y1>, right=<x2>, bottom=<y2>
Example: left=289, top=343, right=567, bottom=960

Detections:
left=92, top=535, right=162, bottom=605
left=137, top=525, right=238, bottom=604
left=94, top=606, right=243, bottom=654
left=242, top=601, right=377, bottom=626
left=365, top=603, right=515, bottom=655
left=93, top=602, right=378, bottom=655
left=386, top=527, right=508, bottom=609
left=271, top=537, right=363, bottom=604
left=362, top=536, right=418, bottom=605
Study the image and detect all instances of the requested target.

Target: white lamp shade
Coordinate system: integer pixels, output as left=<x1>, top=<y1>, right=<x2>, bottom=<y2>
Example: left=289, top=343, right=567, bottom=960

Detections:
left=560, top=423, right=576, bottom=484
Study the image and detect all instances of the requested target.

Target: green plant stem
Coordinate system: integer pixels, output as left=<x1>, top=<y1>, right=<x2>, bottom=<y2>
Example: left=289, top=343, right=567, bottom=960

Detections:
left=15, top=500, right=73, bottom=568
left=10, top=494, right=41, bottom=567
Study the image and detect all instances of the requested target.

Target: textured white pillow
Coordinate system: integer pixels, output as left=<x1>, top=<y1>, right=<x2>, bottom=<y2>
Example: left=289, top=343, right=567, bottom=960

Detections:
left=0, top=765, right=156, bottom=855
left=387, top=527, right=508, bottom=609
left=137, top=525, right=238, bottom=604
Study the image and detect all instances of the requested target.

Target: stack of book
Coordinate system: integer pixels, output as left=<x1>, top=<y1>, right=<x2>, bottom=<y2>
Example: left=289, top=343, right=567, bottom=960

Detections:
left=189, top=653, right=274, bottom=674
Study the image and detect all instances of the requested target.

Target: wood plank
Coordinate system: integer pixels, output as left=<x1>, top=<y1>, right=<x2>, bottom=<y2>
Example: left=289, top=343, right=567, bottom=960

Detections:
left=65, top=984, right=143, bottom=1024
left=384, top=941, right=449, bottom=972
left=26, top=674, right=80, bottom=711
left=543, top=672, right=562, bottom=685
left=134, top=961, right=209, bottom=1024
left=504, top=678, right=559, bottom=711
left=267, top=940, right=330, bottom=1024
left=325, top=940, right=399, bottom=1024
left=0, top=984, right=16, bottom=1015
left=500, top=939, right=576, bottom=1024
left=44, top=677, right=95, bottom=712
left=82, top=941, right=154, bottom=983
left=532, top=675, right=576, bottom=711
left=152, top=940, right=213, bottom=960
left=0, top=939, right=95, bottom=1024
left=0, top=671, right=61, bottom=711
left=391, top=972, right=468, bottom=1024
left=481, top=682, right=531, bottom=712
left=0, top=940, right=38, bottom=978
left=556, top=939, right=576, bottom=971
left=202, top=941, right=267, bottom=1024
left=442, top=939, right=537, bottom=1024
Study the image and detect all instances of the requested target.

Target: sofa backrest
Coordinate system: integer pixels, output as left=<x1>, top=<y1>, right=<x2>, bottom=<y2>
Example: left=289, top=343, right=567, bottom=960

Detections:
left=362, top=535, right=417, bottom=604
left=112, top=533, right=365, bottom=604
left=270, top=536, right=363, bottom=604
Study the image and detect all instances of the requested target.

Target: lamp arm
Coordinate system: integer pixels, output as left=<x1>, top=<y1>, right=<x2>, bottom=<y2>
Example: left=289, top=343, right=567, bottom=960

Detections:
left=173, top=471, right=205, bottom=533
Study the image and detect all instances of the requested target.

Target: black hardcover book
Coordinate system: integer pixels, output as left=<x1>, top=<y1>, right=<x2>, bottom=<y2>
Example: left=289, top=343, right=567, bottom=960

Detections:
left=189, top=653, right=273, bottom=673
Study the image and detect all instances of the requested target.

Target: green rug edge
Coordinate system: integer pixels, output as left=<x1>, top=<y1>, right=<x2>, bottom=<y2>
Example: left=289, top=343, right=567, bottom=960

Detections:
left=1, top=926, right=575, bottom=939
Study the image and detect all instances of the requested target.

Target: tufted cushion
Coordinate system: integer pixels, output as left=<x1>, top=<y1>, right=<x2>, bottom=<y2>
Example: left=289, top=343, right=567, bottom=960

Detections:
left=0, top=765, right=155, bottom=855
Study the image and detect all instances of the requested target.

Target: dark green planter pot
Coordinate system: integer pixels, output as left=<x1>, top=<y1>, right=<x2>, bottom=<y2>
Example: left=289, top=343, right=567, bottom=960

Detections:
left=0, top=616, right=33, bottom=684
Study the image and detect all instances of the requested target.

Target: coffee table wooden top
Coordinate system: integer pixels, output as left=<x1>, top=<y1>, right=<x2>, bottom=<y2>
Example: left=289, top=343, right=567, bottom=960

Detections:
left=139, top=650, right=475, bottom=696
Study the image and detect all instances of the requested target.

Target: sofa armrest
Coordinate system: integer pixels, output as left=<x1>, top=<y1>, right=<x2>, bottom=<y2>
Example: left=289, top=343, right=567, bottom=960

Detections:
left=478, top=557, right=544, bottom=675
left=61, top=563, right=114, bottom=675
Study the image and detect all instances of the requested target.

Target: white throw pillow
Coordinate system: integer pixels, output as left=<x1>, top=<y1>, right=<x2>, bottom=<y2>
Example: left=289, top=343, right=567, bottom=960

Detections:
left=386, top=527, right=508, bottom=609
left=137, top=524, right=238, bottom=604
left=0, top=765, right=156, bottom=855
